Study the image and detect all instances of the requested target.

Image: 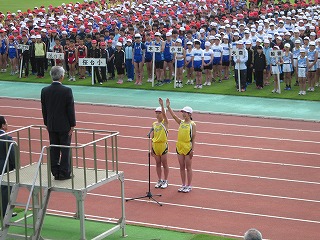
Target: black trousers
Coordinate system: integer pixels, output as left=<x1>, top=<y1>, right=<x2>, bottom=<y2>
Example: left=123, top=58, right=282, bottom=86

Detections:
left=235, top=69, right=247, bottom=89
left=22, top=57, right=30, bottom=76
left=246, top=66, right=253, bottom=83
left=1, top=185, right=11, bottom=217
left=255, top=70, right=264, bottom=87
left=48, top=131, right=72, bottom=177
left=107, top=61, right=115, bottom=78
left=30, top=57, right=37, bottom=74
left=93, top=67, right=102, bottom=83
left=100, top=66, right=107, bottom=81
left=35, top=57, right=45, bottom=77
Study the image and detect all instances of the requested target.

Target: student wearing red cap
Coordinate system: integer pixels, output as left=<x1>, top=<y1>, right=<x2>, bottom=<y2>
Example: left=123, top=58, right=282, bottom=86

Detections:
left=8, top=35, right=18, bottom=75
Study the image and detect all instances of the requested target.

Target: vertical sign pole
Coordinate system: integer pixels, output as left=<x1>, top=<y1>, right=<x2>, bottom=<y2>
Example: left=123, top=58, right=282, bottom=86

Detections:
left=92, top=66, right=94, bottom=85
left=277, top=52, right=281, bottom=94
left=19, top=55, right=23, bottom=78
left=237, top=61, right=241, bottom=92
left=174, top=54, right=177, bottom=88
left=152, top=52, right=155, bottom=87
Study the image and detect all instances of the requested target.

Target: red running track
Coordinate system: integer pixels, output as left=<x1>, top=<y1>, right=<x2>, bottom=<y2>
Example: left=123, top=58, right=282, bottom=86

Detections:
left=1, top=98, right=320, bottom=239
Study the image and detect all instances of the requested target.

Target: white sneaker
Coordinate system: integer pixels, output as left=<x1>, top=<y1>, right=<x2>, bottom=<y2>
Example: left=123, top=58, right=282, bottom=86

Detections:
left=182, top=186, right=192, bottom=193
left=190, top=80, right=194, bottom=85
left=302, top=91, right=306, bottom=95
left=310, top=87, right=315, bottom=92
left=178, top=185, right=186, bottom=192
left=179, top=82, right=183, bottom=88
left=272, top=89, right=276, bottom=93
left=307, top=87, right=312, bottom=91
left=203, top=82, right=207, bottom=86
left=194, top=85, right=198, bottom=89
left=298, top=91, right=302, bottom=95
left=127, top=78, right=133, bottom=82
left=315, top=83, right=319, bottom=87
left=207, top=81, right=211, bottom=86
left=68, top=77, right=73, bottom=81
left=155, top=180, right=162, bottom=188
left=147, top=78, right=152, bottom=82
left=160, top=180, right=168, bottom=189
left=186, top=80, right=190, bottom=85
left=198, top=84, right=202, bottom=89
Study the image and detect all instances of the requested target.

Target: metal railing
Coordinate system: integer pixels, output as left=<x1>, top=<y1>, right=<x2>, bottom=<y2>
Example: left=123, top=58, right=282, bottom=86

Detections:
left=0, top=125, right=120, bottom=238
left=0, top=141, right=19, bottom=230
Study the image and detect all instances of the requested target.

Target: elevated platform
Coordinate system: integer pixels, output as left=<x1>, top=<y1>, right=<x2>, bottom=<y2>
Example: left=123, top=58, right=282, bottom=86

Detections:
left=0, top=125, right=126, bottom=240
left=3, top=163, right=122, bottom=193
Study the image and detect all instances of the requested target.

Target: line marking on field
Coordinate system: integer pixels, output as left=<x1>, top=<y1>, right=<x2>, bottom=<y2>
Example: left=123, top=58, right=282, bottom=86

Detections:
left=2, top=105, right=320, bottom=133
left=87, top=193, right=320, bottom=224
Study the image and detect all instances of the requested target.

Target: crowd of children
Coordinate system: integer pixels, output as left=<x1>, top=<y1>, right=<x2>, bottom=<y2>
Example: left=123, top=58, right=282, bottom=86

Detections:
left=0, top=0, right=320, bottom=95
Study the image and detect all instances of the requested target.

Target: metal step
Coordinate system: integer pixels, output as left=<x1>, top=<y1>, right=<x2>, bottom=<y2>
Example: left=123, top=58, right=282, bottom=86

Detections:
left=7, top=222, right=34, bottom=229
left=13, top=202, right=40, bottom=208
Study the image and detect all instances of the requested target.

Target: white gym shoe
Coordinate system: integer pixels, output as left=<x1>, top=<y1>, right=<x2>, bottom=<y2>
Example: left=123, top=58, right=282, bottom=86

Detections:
left=186, top=80, right=190, bottom=85
left=302, top=91, right=306, bottom=95
left=194, top=85, right=198, bottom=89
left=198, top=84, right=203, bottom=89
left=178, top=185, right=186, bottom=192
left=298, top=91, right=302, bottom=95
left=182, top=186, right=192, bottom=193
left=155, top=180, right=162, bottom=188
left=203, top=82, right=207, bottom=86
left=160, top=180, right=168, bottom=189
left=207, top=81, right=211, bottom=86
left=272, top=89, right=276, bottom=93
left=310, top=87, right=315, bottom=92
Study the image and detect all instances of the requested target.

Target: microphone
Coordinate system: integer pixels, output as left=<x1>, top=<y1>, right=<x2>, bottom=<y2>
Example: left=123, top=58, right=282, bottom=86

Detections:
left=147, top=128, right=154, bottom=137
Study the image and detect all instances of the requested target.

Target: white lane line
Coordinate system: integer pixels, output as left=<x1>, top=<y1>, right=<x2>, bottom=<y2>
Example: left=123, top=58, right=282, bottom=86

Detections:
left=87, top=193, right=320, bottom=224
left=2, top=105, right=320, bottom=133
left=125, top=178, right=320, bottom=203
left=46, top=209, right=243, bottom=239
left=6, top=117, right=320, bottom=157
left=16, top=135, right=320, bottom=170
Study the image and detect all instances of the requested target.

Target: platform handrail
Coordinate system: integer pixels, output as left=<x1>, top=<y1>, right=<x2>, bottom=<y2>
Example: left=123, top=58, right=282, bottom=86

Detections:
left=22, top=146, right=48, bottom=238
left=0, top=141, right=18, bottom=230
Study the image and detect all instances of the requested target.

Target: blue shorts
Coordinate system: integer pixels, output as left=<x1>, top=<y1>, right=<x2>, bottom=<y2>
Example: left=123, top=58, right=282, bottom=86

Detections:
left=177, top=60, right=184, bottom=68
left=213, top=57, right=221, bottom=65
left=193, top=60, right=202, bottom=69
left=222, top=55, right=230, bottom=63
left=134, top=55, right=143, bottom=63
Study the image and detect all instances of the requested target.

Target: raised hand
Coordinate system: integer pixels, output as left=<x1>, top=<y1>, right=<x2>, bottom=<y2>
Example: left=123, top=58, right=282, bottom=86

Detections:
left=166, top=98, right=170, bottom=108
left=159, top=97, right=163, bottom=106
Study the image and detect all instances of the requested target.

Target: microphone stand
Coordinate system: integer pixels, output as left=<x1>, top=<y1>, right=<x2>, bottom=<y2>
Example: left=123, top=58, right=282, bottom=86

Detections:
left=126, top=129, right=162, bottom=206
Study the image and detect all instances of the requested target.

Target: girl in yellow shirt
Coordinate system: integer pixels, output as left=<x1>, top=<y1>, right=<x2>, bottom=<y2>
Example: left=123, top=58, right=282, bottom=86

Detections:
left=151, top=98, right=169, bottom=189
left=166, top=99, right=196, bottom=193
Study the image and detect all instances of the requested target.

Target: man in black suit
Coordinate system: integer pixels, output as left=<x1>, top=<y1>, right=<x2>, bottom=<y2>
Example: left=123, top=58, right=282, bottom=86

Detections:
left=41, top=66, right=76, bottom=180
left=0, top=116, right=16, bottom=217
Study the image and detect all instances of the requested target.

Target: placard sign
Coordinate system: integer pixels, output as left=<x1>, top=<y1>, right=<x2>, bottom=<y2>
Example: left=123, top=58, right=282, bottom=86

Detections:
left=17, top=44, right=29, bottom=51
left=147, top=45, right=161, bottom=53
left=270, top=50, right=283, bottom=58
left=78, top=58, right=106, bottom=66
left=46, top=52, right=64, bottom=60
left=170, top=46, right=183, bottom=54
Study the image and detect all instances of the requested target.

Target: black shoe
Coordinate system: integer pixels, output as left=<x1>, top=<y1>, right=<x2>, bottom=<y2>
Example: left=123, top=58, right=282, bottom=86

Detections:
left=56, top=174, right=73, bottom=180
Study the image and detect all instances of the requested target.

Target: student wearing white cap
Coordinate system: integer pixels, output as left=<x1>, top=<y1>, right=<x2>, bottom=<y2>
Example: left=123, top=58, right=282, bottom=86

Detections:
left=221, top=35, right=232, bottom=80
left=166, top=98, right=196, bottom=193
left=263, top=39, right=271, bottom=86
left=307, top=41, right=318, bottom=92
left=114, top=42, right=125, bottom=84
left=203, top=41, right=214, bottom=86
left=270, top=46, right=283, bottom=93
left=316, top=39, right=320, bottom=87
left=283, top=43, right=294, bottom=90
left=133, top=33, right=146, bottom=85
left=152, top=98, right=169, bottom=189
left=185, top=41, right=194, bottom=85
left=192, top=39, right=204, bottom=89
left=175, top=38, right=185, bottom=88
left=211, top=36, right=223, bottom=83
left=297, top=48, right=308, bottom=95
left=292, top=40, right=301, bottom=86
left=233, top=40, right=248, bottom=92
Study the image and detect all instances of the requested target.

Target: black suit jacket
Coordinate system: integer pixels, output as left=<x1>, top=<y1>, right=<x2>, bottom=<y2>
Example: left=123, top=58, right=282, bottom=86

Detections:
left=41, top=82, right=76, bottom=132
left=0, top=130, right=15, bottom=172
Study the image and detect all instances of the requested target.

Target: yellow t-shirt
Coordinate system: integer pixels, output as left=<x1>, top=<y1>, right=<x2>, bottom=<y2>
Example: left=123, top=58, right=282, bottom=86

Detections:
left=176, top=120, right=195, bottom=155
left=34, top=42, right=45, bottom=57
left=152, top=120, right=168, bottom=143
